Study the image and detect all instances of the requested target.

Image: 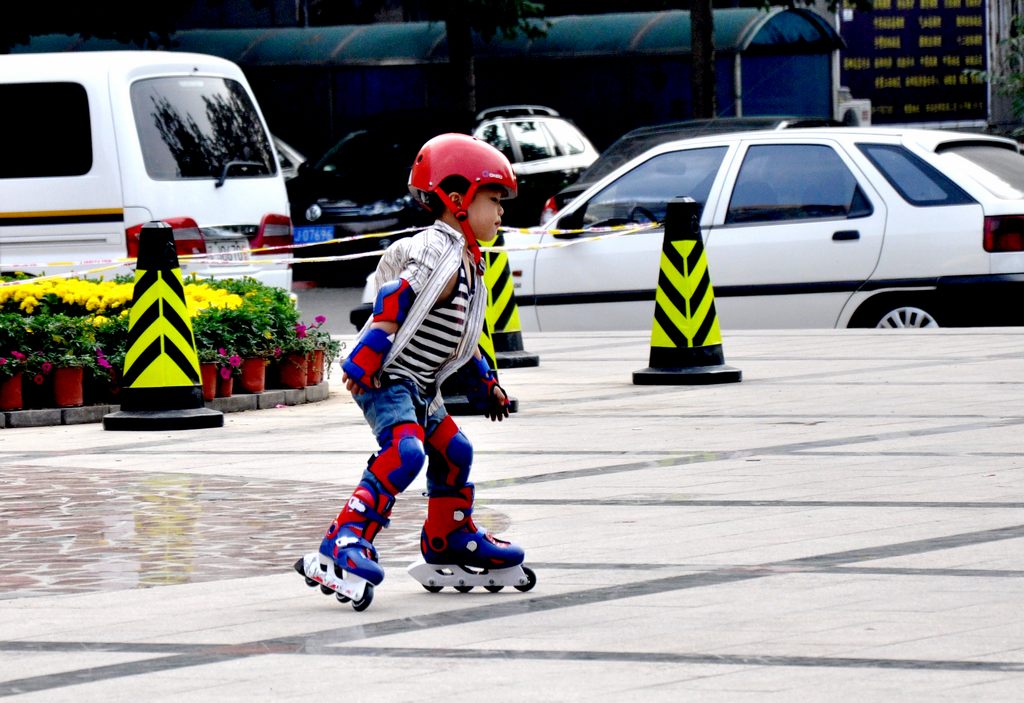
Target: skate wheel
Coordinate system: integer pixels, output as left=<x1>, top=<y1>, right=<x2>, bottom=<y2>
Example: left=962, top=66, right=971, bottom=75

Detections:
left=422, top=584, right=443, bottom=593
left=335, top=592, right=351, bottom=603
left=484, top=585, right=504, bottom=593
left=304, top=577, right=317, bottom=588
left=455, top=585, right=474, bottom=593
left=319, top=585, right=333, bottom=596
left=352, top=584, right=374, bottom=612
left=514, top=566, right=537, bottom=592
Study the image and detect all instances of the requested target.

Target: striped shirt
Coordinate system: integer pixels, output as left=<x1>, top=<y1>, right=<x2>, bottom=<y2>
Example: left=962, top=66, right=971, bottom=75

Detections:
left=386, top=264, right=470, bottom=393
left=362, top=221, right=487, bottom=413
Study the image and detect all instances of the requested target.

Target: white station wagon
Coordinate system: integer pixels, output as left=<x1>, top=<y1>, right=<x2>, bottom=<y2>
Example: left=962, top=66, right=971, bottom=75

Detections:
left=502, top=127, right=1024, bottom=330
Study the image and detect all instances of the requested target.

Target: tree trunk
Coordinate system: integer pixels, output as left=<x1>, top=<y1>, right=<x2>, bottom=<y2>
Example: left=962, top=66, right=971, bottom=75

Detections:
left=691, top=0, right=716, bottom=118
left=445, top=10, right=477, bottom=132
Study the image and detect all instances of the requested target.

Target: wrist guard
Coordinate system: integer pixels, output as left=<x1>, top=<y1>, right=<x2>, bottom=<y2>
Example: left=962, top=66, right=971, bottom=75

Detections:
left=466, top=355, right=509, bottom=421
left=342, top=328, right=393, bottom=391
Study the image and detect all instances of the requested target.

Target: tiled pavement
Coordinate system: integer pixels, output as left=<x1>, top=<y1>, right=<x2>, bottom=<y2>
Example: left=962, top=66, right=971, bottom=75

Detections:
left=0, top=329, right=1022, bottom=701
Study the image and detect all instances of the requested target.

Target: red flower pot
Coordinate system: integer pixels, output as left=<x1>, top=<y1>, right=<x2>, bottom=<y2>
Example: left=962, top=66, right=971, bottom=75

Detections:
left=238, top=357, right=267, bottom=394
left=216, top=373, right=234, bottom=398
left=306, top=349, right=324, bottom=386
left=200, top=363, right=218, bottom=402
left=53, top=366, right=84, bottom=408
left=0, top=371, right=23, bottom=411
left=277, top=352, right=307, bottom=389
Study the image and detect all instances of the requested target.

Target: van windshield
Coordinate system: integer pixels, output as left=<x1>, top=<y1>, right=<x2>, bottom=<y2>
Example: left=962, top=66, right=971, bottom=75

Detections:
left=131, top=76, right=276, bottom=181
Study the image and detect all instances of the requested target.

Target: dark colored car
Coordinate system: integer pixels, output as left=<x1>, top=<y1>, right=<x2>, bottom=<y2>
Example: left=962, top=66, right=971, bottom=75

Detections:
left=287, top=119, right=453, bottom=283
left=472, top=105, right=599, bottom=227
left=539, top=116, right=841, bottom=224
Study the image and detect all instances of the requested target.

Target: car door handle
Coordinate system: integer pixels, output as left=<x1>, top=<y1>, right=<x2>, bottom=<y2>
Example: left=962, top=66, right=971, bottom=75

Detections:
left=832, top=230, right=860, bottom=241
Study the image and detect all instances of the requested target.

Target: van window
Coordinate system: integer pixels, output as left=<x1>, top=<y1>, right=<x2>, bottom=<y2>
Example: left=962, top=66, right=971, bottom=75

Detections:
left=130, top=77, right=276, bottom=181
left=0, top=82, right=92, bottom=179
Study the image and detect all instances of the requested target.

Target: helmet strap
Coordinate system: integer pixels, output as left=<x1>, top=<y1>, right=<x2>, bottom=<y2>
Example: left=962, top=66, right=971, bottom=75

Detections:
left=436, top=186, right=482, bottom=265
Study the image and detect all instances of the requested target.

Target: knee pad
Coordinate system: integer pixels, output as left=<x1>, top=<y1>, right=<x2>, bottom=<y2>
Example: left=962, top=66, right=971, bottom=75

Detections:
left=426, top=415, right=473, bottom=490
left=367, top=423, right=425, bottom=494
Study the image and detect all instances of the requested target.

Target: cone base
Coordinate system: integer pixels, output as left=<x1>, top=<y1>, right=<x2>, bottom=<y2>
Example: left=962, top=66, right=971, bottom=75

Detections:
left=103, top=407, right=225, bottom=431
left=496, top=350, right=540, bottom=369
left=442, top=394, right=520, bottom=416
left=632, top=365, right=742, bottom=386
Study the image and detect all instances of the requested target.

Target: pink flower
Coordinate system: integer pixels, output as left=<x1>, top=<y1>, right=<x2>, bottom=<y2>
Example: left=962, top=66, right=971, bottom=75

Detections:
left=229, top=355, right=242, bottom=368
left=218, top=347, right=227, bottom=356
left=10, top=351, right=24, bottom=360
left=98, top=356, right=112, bottom=370
left=295, top=324, right=307, bottom=339
left=273, top=346, right=282, bottom=358
left=0, top=358, right=6, bottom=366
left=315, top=315, right=327, bottom=325
left=33, top=374, right=44, bottom=385
left=220, top=367, right=231, bottom=380
left=40, top=362, right=52, bottom=374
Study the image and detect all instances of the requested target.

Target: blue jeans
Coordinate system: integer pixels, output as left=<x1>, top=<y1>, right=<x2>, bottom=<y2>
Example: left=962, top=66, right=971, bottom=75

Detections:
left=354, top=378, right=447, bottom=445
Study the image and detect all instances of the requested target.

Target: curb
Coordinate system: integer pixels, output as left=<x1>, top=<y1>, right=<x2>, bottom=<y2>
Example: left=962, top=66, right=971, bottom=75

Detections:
left=0, top=382, right=331, bottom=429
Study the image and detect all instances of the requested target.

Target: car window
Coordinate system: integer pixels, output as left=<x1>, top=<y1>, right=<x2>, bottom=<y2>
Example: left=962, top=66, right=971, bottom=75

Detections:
left=562, top=146, right=727, bottom=231
left=478, top=123, right=515, bottom=161
left=726, top=144, right=872, bottom=225
left=545, top=119, right=585, bottom=156
left=934, top=144, right=1024, bottom=199
left=131, top=76, right=276, bottom=180
left=857, top=143, right=975, bottom=206
left=0, top=82, right=92, bottom=179
left=508, top=120, right=556, bottom=162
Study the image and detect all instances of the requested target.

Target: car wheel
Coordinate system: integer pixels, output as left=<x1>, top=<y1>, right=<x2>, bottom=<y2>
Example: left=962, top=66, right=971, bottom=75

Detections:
left=850, top=296, right=943, bottom=329
left=875, top=305, right=940, bottom=329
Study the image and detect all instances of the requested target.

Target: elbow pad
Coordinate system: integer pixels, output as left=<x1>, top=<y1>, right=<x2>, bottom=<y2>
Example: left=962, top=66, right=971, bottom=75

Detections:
left=373, top=279, right=415, bottom=324
left=342, top=328, right=393, bottom=391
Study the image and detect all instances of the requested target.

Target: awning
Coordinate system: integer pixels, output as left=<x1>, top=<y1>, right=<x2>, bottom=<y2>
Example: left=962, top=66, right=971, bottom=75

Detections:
left=15, top=8, right=843, bottom=66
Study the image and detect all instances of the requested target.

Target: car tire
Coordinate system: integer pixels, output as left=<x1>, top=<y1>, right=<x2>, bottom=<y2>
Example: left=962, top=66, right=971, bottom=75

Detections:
left=850, top=295, right=942, bottom=329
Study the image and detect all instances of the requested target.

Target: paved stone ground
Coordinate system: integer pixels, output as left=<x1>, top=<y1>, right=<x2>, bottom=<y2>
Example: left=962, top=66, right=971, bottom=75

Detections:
left=0, top=329, right=1022, bottom=701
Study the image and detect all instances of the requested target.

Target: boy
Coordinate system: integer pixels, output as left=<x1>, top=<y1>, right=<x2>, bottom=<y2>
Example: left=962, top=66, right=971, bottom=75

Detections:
left=295, top=134, right=535, bottom=611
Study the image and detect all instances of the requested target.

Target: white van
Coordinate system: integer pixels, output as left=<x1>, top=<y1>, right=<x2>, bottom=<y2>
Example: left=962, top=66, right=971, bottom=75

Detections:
left=0, top=51, right=293, bottom=288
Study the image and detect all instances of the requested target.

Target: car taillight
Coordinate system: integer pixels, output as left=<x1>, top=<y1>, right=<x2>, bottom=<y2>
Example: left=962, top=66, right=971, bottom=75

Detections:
left=984, top=215, right=1024, bottom=252
left=125, top=217, right=205, bottom=259
left=539, top=196, right=559, bottom=226
left=251, top=213, right=292, bottom=255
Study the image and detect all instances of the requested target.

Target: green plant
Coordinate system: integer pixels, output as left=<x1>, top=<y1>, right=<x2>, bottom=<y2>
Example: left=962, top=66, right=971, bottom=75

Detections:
left=0, top=313, right=29, bottom=380
left=192, top=277, right=301, bottom=359
left=24, top=313, right=99, bottom=369
left=301, top=315, right=345, bottom=376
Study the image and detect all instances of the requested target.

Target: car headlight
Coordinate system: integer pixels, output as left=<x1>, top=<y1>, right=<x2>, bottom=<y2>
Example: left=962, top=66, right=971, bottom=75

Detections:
left=305, top=203, right=322, bottom=222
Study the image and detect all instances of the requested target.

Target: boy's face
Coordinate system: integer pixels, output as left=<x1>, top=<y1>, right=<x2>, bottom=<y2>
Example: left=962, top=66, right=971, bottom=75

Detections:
left=463, top=185, right=505, bottom=244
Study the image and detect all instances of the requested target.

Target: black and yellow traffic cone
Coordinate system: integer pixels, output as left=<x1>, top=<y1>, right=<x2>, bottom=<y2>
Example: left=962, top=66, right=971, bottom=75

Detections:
left=103, top=222, right=224, bottom=430
left=633, top=198, right=741, bottom=385
left=482, top=234, right=539, bottom=369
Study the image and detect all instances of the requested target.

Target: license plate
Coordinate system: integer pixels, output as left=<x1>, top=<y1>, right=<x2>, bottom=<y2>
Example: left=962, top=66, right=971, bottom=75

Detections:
left=207, top=239, right=250, bottom=262
left=293, top=225, right=335, bottom=244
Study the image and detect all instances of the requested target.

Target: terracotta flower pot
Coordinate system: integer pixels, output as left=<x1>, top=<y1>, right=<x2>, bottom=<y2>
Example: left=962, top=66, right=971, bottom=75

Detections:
left=53, top=366, right=84, bottom=408
left=277, top=352, right=307, bottom=389
left=216, top=368, right=234, bottom=398
left=306, top=349, right=324, bottom=386
left=0, top=371, right=24, bottom=411
left=200, top=363, right=218, bottom=402
left=238, top=357, right=267, bottom=394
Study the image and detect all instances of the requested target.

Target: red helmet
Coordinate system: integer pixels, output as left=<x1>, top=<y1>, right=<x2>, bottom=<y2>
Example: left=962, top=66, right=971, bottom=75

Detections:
left=408, top=133, right=518, bottom=212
